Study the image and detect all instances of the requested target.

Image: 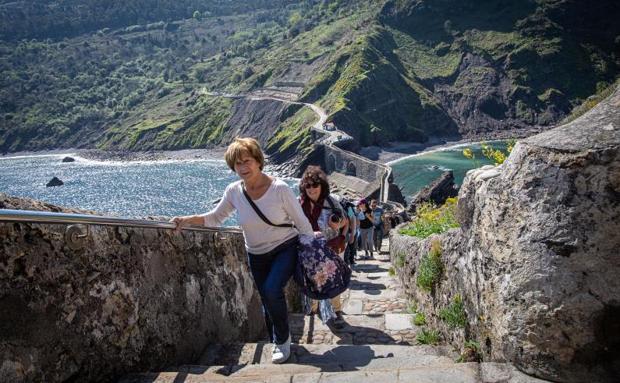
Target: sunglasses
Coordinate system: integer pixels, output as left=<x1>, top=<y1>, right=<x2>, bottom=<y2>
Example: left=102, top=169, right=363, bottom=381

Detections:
left=306, top=182, right=321, bottom=189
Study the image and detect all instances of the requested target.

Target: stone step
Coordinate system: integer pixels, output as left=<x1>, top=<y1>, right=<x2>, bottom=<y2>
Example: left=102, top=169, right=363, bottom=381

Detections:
left=200, top=343, right=458, bottom=367
left=289, top=312, right=420, bottom=345
left=119, top=362, right=547, bottom=382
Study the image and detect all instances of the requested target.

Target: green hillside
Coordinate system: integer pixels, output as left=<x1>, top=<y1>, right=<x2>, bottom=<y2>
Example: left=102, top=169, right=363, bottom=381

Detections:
left=0, top=0, right=618, bottom=154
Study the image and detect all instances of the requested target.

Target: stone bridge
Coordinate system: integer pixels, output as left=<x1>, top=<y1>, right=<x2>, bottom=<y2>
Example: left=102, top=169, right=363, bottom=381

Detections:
left=309, top=129, right=399, bottom=203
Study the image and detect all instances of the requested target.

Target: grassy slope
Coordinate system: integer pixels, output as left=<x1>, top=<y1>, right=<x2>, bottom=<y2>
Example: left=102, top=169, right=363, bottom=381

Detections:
left=1, top=0, right=618, bottom=154
left=0, top=10, right=290, bottom=152
left=378, top=0, right=619, bottom=125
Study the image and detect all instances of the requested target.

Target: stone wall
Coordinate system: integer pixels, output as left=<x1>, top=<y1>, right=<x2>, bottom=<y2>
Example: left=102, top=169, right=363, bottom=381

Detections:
left=0, top=195, right=267, bottom=383
left=324, top=144, right=385, bottom=182
left=390, top=86, right=620, bottom=382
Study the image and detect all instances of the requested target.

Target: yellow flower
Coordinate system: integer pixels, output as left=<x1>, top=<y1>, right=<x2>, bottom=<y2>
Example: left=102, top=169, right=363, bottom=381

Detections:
left=463, top=148, right=474, bottom=159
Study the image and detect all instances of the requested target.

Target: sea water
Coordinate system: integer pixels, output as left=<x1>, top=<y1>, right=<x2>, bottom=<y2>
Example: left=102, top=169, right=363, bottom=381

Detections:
left=390, top=141, right=509, bottom=201
left=0, top=141, right=509, bottom=220
left=0, top=154, right=283, bottom=224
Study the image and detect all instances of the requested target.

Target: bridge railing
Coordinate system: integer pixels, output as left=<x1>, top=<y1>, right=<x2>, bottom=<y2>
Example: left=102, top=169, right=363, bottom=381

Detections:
left=0, top=207, right=269, bottom=382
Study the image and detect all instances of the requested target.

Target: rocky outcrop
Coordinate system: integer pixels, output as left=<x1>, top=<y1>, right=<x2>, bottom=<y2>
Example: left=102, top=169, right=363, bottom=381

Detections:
left=407, top=171, right=459, bottom=214
left=390, top=86, right=620, bottom=382
left=223, top=98, right=292, bottom=147
left=0, top=195, right=266, bottom=383
left=45, top=177, right=64, bottom=187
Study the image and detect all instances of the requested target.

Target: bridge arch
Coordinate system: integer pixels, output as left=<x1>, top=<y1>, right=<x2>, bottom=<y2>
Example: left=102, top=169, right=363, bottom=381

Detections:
left=346, top=162, right=357, bottom=176
left=327, top=154, right=337, bottom=173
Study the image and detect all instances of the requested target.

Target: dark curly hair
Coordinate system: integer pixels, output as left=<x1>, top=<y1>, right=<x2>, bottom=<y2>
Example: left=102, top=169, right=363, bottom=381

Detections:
left=299, top=165, right=330, bottom=200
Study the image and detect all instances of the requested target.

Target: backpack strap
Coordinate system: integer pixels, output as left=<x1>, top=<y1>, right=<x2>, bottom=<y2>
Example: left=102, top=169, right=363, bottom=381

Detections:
left=325, top=195, right=337, bottom=211
left=242, top=185, right=294, bottom=228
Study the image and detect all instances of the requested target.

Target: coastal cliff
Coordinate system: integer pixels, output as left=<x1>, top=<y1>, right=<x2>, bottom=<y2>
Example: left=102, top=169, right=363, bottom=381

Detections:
left=390, top=86, right=620, bottom=382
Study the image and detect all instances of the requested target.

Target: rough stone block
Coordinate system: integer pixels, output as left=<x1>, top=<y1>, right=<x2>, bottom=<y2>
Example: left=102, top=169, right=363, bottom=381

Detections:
left=384, top=314, right=415, bottom=331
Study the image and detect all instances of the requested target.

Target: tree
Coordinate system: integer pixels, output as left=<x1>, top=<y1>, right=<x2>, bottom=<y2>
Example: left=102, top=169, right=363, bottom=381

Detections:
left=180, top=73, right=189, bottom=86
left=370, top=124, right=382, bottom=145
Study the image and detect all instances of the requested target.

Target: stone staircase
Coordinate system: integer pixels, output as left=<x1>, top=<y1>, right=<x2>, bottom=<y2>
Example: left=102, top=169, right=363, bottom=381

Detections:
left=120, top=240, right=547, bottom=383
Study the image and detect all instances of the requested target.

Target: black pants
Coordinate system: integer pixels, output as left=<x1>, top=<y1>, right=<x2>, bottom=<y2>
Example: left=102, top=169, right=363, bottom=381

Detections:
left=345, top=239, right=356, bottom=264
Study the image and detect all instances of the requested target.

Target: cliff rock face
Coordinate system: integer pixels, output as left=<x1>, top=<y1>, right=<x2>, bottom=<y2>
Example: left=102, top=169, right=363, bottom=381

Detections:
left=391, top=86, right=620, bottom=382
left=407, top=170, right=459, bottom=214
left=0, top=195, right=265, bottom=383
left=223, top=98, right=292, bottom=147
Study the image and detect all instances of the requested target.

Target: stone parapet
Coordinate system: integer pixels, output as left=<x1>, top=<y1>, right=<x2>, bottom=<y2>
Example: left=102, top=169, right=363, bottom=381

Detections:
left=0, top=195, right=266, bottom=383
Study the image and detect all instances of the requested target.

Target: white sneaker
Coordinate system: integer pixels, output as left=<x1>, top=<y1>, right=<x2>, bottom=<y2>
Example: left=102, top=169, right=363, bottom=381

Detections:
left=271, top=334, right=291, bottom=364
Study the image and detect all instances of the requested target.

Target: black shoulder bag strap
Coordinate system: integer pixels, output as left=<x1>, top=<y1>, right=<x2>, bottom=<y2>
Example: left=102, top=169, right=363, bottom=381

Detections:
left=242, top=185, right=294, bottom=228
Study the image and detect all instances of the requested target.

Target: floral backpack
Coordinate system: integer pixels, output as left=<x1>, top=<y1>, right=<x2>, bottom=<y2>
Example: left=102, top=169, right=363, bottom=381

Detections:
left=294, top=234, right=351, bottom=299
left=242, top=186, right=351, bottom=300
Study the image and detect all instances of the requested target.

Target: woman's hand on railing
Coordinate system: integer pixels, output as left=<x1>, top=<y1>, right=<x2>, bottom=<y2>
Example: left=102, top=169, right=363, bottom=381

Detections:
left=170, top=217, right=185, bottom=233
left=170, top=216, right=200, bottom=233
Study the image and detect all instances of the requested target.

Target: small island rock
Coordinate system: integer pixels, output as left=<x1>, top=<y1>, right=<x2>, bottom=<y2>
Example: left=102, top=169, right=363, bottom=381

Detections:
left=46, top=177, right=64, bottom=187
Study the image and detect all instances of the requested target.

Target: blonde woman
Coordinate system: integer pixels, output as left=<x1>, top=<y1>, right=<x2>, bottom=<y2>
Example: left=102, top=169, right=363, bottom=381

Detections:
left=171, top=137, right=314, bottom=364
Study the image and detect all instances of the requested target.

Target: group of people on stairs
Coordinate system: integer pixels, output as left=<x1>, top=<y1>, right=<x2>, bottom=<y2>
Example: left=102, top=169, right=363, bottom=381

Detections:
left=170, top=137, right=393, bottom=364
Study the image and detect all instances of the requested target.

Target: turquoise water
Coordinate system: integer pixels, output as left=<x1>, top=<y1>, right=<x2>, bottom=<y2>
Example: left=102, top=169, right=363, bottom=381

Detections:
left=390, top=142, right=508, bottom=201
left=0, top=154, right=296, bottom=224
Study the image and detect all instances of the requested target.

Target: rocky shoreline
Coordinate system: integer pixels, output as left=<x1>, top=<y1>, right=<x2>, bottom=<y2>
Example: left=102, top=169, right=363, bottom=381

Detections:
left=0, top=148, right=228, bottom=163
left=0, top=129, right=538, bottom=166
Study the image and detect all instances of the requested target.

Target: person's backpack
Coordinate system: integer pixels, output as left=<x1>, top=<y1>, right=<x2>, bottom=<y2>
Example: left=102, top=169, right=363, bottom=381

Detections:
left=295, top=234, right=352, bottom=299
left=339, top=197, right=355, bottom=217
left=324, top=195, right=347, bottom=253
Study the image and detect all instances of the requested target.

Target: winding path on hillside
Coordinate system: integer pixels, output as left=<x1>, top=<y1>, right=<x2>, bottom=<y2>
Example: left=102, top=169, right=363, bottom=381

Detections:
left=202, top=87, right=392, bottom=202
left=202, top=88, right=350, bottom=144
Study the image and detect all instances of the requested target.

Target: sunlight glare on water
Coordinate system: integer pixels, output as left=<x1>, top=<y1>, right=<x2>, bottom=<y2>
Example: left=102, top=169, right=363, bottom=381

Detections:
left=0, top=154, right=296, bottom=224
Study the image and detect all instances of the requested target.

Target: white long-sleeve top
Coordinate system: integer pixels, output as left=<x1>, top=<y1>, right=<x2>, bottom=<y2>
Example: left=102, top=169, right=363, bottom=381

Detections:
left=201, top=179, right=314, bottom=254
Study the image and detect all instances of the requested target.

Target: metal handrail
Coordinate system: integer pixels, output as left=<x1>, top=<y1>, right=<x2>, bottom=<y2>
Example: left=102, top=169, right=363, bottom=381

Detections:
left=0, top=209, right=242, bottom=234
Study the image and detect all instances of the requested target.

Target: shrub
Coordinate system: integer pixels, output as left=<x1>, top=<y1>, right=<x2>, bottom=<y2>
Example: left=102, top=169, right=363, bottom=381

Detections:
left=481, top=140, right=515, bottom=165
left=399, top=198, right=459, bottom=238
left=416, top=239, right=443, bottom=292
left=407, top=300, right=418, bottom=314
left=413, top=312, right=426, bottom=326
left=457, top=340, right=482, bottom=363
left=463, top=140, right=516, bottom=166
left=416, top=329, right=440, bottom=345
left=388, top=267, right=395, bottom=276
left=439, top=294, right=467, bottom=329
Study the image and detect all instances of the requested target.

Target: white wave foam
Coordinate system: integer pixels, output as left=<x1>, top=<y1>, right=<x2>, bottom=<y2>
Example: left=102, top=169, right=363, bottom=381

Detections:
left=386, top=140, right=505, bottom=165
left=71, top=156, right=227, bottom=167
left=0, top=153, right=77, bottom=161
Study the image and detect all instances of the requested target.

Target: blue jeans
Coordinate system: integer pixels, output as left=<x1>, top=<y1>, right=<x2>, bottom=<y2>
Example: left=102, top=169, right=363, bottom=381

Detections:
left=373, top=224, right=384, bottom=251
left=360, top=227, right=374, bottom=253
left=248, top=237, right=298, bottom=344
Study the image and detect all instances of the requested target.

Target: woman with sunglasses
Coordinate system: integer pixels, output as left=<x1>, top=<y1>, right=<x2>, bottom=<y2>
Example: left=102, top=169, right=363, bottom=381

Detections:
left=298, top=165, right=349, bottom=330
left=170, top=137, right=315, bottom=364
